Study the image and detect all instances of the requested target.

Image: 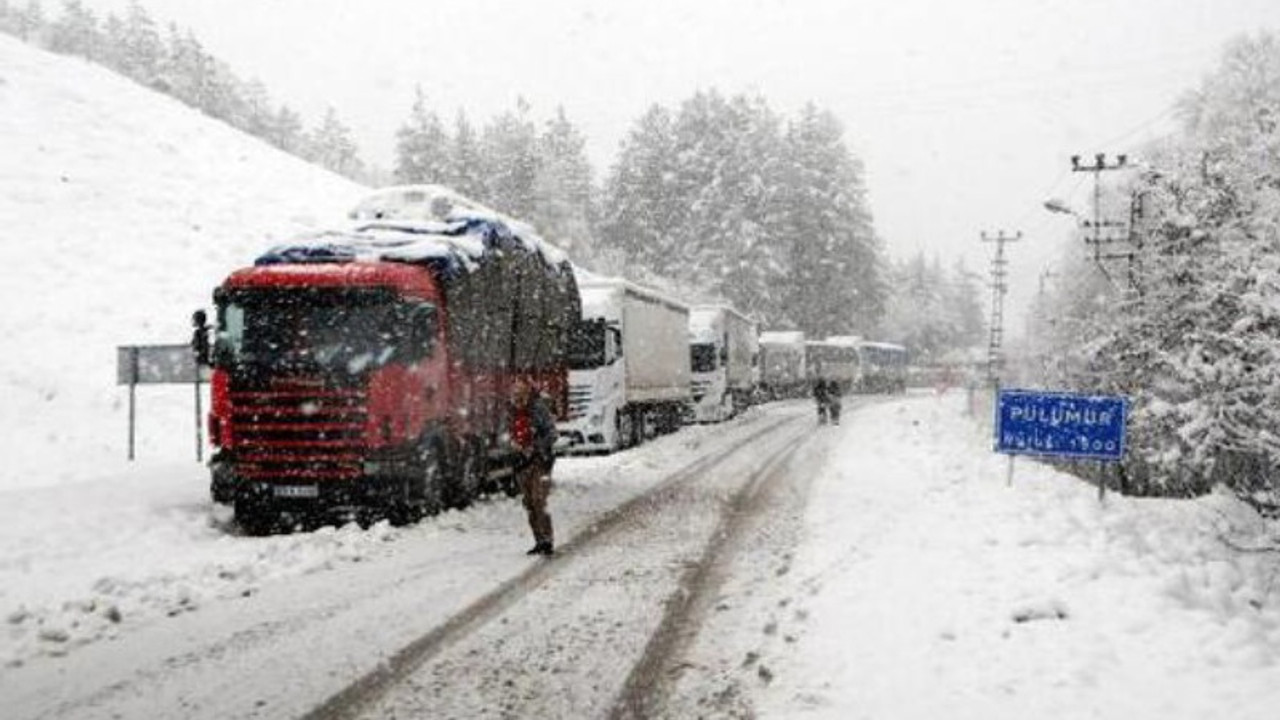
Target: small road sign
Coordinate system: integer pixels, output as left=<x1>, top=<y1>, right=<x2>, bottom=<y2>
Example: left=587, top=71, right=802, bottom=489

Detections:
left=117, top=344, right=211, bottom=461
left=995, top=389, right=1127, bottom=461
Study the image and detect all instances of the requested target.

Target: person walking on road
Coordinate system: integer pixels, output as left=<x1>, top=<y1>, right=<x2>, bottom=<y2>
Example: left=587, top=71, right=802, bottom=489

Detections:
left=813, top=370, right=831, bottom=425
left=511, top=380, right=557, bottom=555
left=824, top=378, right=842, bottom=426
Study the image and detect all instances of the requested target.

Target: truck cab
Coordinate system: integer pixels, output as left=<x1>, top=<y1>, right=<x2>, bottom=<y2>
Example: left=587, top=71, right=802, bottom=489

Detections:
left=688, top=305, right=758, bottom=423
left=557, top=278, right=691, bottom=453
left=561, top=312, right=626, bottom=452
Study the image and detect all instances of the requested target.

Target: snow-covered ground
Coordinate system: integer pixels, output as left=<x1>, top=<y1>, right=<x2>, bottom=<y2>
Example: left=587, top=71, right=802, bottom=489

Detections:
left=677, top=393, right=1280, bottom=719
left=3, top=393, right=1278, bottom=718
left=0, top=34, right=365, bottom=491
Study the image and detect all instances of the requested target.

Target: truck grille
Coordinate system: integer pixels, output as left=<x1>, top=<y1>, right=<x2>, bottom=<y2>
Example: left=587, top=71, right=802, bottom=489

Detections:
left=229, top=380, right=367, bottom=481
left=567, top=384, right=592, bottom=420
left=692, top=379, right=712, bottom=401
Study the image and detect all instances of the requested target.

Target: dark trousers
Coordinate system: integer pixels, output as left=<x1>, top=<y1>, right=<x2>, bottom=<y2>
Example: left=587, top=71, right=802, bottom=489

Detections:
left=518, top=458, right=553, bottom=546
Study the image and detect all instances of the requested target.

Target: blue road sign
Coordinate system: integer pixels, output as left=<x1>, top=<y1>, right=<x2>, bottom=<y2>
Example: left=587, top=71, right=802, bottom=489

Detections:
left=995, top=389, right=1127, bottom=461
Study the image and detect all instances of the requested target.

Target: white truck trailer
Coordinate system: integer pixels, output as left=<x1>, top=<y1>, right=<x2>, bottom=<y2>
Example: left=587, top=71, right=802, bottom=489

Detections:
left=758, top=330, right=807, bottom=400
left=557, top=277, right=692, bottom=452
left=688, top=305, right=759, bottom=422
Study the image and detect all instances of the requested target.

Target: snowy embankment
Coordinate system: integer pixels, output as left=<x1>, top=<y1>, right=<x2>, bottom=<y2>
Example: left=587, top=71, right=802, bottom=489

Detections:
left=0, top=34, right=366, bottom=491
left=703, top=393, right=1280, bottom=719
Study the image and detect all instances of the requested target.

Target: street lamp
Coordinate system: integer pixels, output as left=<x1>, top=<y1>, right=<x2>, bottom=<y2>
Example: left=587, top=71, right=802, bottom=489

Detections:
left=1043, top=198, right=1078, bottom=217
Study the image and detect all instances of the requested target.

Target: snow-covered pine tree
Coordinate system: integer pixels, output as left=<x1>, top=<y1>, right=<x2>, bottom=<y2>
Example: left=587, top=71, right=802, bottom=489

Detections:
left=599, top=103, right=681, bottom=278
left=6, top=0, right=44, bottom=42
left=1061, top=31, right=1280, bottom=500
left=307, top=106, right=365, bottom=180
left=267, top=104, right=306, bottom=155
left=449, top=110, right=486, bottom=201
left=393, top=86, right=452, bottom=185
left=531, top=106, right=596, bottom=258
left=879, top=254, right=952, bottom=362
left=777, top=103, right=884, bottom=337
left=480, top=98, right=540, bottom=219
left=112, top=0, right=162, bottom=88
left=945, top=257, right=986, bottom=351
left=46, top=0, right=99, bottom=61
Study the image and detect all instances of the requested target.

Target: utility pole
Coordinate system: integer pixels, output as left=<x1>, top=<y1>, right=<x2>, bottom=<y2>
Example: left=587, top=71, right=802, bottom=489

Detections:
left=982, top=230, right=1021, bottom=387
left=1071, top=153, right=1131, bottom=286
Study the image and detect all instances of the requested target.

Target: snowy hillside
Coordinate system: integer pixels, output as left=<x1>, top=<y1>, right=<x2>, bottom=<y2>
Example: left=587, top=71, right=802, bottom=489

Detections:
left=0, top=35, right=367, bottom=490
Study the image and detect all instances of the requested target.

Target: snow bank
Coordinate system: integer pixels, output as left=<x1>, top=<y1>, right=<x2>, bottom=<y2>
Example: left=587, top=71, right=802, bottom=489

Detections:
left=0, top=35, right=367, bottom=490
left=750, top=393, right=1280, bottom=719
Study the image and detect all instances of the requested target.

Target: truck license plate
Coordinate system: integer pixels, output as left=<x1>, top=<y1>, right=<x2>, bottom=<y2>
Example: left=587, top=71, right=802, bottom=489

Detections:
left=273, top=484, right=319, bottom=499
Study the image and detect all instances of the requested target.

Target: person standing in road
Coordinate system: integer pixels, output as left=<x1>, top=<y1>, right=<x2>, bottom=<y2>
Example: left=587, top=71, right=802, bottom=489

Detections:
left=812, top=368, right=831, bottom=425
left=824, top=378, right=842, bottom=425
left=511, top=379, right=557, bottom=555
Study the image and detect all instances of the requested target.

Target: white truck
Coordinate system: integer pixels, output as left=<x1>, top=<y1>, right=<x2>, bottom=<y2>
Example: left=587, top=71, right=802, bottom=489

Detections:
left=688, top=305, right=759, bottom=422
left=557, top=277, right=692, bottom=453
left=758, top=330, right=808, bottom=400
left=807, top=335, right=863, bottom=394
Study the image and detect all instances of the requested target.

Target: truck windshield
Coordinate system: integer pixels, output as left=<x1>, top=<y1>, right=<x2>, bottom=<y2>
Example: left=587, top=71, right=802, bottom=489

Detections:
left=214, top=287, right=425, bottom=375
left=567, top=319, right=606, bottom=370
left=690, top=343, right=717, bottom=373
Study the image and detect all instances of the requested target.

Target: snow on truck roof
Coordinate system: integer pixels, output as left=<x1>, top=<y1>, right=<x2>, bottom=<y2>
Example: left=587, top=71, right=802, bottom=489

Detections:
left=760, top=331, right=805, bottom=345
left=576, top=276, right=689, bottom=316
left=255, top=184, right=570, bottom=276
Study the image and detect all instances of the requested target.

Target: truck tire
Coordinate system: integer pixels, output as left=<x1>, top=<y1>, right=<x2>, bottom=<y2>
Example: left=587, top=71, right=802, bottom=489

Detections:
left=393, top=436, right=445, bottom=524
left=446, top=438, right=484, bottom=509
left=234, top=498, right=277, bottom=536
left=616, top=412, right=634, bottom=451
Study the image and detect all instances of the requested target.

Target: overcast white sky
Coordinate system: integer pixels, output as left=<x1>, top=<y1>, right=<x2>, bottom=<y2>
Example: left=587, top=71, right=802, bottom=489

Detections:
left=80, top=0, right=1280, bottom=328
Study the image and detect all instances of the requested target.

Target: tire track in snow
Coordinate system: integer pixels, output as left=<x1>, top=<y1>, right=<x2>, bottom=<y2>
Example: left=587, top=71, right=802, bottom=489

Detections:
left=302, top=413, right=807, bottom=720
left=608, top=418, right=823, bottom=719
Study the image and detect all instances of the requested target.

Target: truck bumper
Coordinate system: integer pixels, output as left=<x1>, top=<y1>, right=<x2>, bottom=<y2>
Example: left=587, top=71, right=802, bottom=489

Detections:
left=209, top=448, right=415, bottom=514
left=555, top=419, right=614, bottom=454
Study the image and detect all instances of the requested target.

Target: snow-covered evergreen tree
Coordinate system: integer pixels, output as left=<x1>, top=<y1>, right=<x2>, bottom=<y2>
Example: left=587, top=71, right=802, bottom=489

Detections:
left=480, top=98, right=540, bottom=218
left=394, top=86, right=452, bottom=185
left=46, top=0, right=99, bottom=60
left=599, top=103, right=681, bottom=277
left=449, top=110, right=486, bottom=200
left=307, top=106, right=365, bottom=180
left=116, top=0, right=162, bottom=87
left=601, top=92, right=884, bottom=333
left=1044, top=31, right=1280, bottom=501
left=777, top=103, right=884, bottom=336
left=530, top=106, right=595, bottom=258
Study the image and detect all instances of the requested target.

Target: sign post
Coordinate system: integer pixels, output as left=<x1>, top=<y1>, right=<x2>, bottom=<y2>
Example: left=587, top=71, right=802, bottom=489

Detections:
left=116, top=344, right=210, bottom=461
left=994, top=389, right=1128, bottom=500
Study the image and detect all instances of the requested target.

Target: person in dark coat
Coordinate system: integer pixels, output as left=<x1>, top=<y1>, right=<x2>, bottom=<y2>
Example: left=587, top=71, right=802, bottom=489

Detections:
left=813, top=372, right=831, bottom=425
left=511, top=380, right=557, bottom=555
left=824, top=378, right=842, bottom=425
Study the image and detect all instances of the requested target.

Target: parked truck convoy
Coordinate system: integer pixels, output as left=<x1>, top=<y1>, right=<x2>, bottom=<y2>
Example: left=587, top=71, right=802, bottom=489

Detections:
left=203, top=186, right=580, bottom=533
left=688, top=305, right=759, bottom=422
left=557, top=276, right=692, bottom=452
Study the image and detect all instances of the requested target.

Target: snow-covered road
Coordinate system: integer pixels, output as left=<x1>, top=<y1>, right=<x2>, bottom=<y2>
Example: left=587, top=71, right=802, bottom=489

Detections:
left=4, top=393, right=1279, bottom=720
left=1, top=401, right=818, bottom=719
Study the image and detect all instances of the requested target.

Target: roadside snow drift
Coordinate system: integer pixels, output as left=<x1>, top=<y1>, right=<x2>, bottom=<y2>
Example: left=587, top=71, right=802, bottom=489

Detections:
left=0, top=34, right=366, bottom=491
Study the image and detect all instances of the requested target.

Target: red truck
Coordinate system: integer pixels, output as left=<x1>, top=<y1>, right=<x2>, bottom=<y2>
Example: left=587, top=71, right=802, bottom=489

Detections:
left=203, top=187, right=579, bottom=533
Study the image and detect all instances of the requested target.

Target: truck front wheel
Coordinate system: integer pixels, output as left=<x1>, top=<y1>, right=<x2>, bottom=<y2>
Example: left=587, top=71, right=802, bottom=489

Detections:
left=234, top=498, right=277, bottom=536
left=393, top=437, right=445, bottom=524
